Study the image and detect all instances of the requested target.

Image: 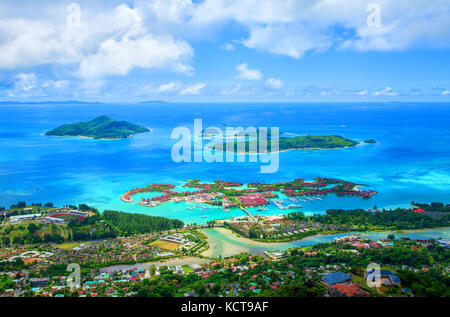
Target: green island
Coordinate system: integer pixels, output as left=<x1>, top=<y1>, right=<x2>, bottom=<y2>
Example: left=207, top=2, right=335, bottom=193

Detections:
left=364, top=139, right=377, bottom=144
left=212, top=135, right=360, bottom=153
left=0, top=200, right=449, bottom=297
left=45, top=115, right=150, bottom=140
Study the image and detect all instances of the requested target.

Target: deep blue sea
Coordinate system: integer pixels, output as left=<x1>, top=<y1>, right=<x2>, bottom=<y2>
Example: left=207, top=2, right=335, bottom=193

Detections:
left=0, top=102, right=449, bottom=224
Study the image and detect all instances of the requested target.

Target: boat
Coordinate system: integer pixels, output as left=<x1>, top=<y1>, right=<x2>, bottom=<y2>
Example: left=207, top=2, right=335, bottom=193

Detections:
left=201, top=216, right=207, bottom=218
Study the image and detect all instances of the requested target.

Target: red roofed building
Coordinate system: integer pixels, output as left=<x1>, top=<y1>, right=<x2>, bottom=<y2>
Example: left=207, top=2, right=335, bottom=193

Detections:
left=329, top=284, right=366, bottom=297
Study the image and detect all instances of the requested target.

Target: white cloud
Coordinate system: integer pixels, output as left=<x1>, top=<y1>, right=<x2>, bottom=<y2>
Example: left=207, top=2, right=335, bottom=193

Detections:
left=78, top=34, right=193, bottom=79
left=173, top=0, right=450, bottom=59
left=0, top=0, right=449, bottom=75
left=235, top=63, right=262, bottom=80
left=374, top=86, right=398, bottom=96
left=221, top=84, right=242, bottom=95
left=180, top=82, right=207, bottom=95
left=42, top=80, right=69, bottom=89
left=0, top=3, right=194, bottom=79
left=356, top=89, right=369, bottom=96
left=14, top=73, right=37, bottom=92
left=265, top=78, right=284, bottom=89
left=157, top=81, right=182, bottom=93
left=243, top=24, right=332, bottom=59
left=442, top=90, right=450, bottom=96
left=220, top=42, right=235, bottom=51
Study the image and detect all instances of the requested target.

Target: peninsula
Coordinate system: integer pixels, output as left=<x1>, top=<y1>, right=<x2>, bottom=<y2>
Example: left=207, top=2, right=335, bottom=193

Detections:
left=212, top=135, right=359, bottom=153
left=45, top=115, right=150, bottom=140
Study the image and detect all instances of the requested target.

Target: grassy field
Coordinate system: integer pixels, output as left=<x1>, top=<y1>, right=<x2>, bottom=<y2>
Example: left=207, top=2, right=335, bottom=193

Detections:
left=54, top=242, right=83, bottom=250
left=150, top=239, right=181, bottom=250
left=182, top=265, right=194, bottom=273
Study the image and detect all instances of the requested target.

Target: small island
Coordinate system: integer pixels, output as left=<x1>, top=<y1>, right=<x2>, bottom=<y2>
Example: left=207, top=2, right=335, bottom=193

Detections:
left=364, top=139, right=377, bottom=144
left=45, top=115, right=150, bottom=140
left=212, top=135, right=359, bottom=153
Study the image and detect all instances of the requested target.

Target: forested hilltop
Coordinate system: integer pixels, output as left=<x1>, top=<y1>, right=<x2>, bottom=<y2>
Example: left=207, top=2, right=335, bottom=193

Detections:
left=213, top=135, right=360, bottom=153
left=45, top=115, right=149, bottom=139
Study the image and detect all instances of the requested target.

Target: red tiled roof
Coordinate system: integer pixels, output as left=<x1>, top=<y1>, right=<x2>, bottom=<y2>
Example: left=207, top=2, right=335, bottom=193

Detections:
left=331, top=284, right=362, bottom=297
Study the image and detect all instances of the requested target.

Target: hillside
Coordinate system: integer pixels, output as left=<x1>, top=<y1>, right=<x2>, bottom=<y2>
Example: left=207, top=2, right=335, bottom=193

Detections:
left=214, top=135, right=359, bottom=153
left=45, top=116, right=150, bottom=139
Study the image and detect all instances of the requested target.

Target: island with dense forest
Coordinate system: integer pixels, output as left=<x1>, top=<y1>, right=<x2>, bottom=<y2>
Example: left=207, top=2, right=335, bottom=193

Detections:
left=45, top=115, right=150, bottom=140
left=212, top=134, right=360, bottom=153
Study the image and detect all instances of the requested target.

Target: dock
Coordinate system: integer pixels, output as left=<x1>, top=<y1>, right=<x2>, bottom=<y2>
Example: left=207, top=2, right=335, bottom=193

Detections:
left=240, top=207, right=256, bottom=221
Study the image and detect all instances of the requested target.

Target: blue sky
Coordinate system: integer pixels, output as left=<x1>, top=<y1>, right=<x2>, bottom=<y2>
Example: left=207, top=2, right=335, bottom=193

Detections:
left=0, top=0, right=450, bottom=102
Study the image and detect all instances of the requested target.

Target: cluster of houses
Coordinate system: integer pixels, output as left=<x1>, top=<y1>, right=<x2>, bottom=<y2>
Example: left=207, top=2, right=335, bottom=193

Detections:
left=236, top=194, right=269, bottom=208
left=7, top=208, right=88, bottom=225
left=334, top=235, right=396, bottom=249
left=160, top=232, right=199, bottom=251
left=227, top=215, right=328, bottom=239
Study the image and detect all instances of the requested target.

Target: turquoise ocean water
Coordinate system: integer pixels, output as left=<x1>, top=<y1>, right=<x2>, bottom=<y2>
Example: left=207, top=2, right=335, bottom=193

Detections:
left=0, top=102, right=449, bottom=225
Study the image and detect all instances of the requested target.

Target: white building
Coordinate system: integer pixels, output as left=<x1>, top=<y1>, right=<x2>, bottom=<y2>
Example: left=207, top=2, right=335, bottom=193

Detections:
left=9, top=213, right=41, bottom=223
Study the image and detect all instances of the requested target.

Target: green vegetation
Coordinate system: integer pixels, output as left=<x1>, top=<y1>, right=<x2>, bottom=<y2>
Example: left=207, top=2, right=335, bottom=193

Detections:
left=0, top=275, right=14, bottom=293
left=135, top=253, right=325, bottom=298
left=149, top=239, right=180, bottom=250
left=45, top=115, right=149, bottom=139
left=397, top=269, right=450, bottom=297
left=288, top=208, right=450, bottom=230
left=412, top=202, right=450, bottom=212
left=214, top=135, right=359, bottom=153
left=1, top=203, right=184, bottom=246
left=364, top=139, right=377, bottom=144
left=102, top=210, right=184, bottom=236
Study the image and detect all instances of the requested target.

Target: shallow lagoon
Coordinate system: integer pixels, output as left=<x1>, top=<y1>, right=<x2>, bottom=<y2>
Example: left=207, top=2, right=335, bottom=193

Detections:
left=202, top=227, right=450, bottom=258
left=1, top=102, right=450, bottom=224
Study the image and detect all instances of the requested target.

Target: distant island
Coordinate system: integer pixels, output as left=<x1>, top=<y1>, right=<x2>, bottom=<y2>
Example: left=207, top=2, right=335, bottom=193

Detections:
left=364, top=139, right=377, bottom=144
left=45, top=115, right=150, bottom=140
left=212, top=135, right=359, bottom=153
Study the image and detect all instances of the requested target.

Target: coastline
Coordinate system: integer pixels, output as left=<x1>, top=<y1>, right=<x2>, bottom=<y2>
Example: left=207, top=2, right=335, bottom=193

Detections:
left=42, top=128, right=152, bottom=140
left=202, top=226, right=450, bottom=252
left=213, top=144, right=361, bottom=155
left=44, top=134, right=132, bottom=140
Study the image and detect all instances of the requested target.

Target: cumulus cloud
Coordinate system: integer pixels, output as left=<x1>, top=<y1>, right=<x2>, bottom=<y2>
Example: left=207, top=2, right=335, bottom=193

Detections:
left=1, top=1, right=450, bottom=75
left=192, top=0, right=450, bottom=58
left=374, top=86, right=398, bottom=96
left=78, top=34, right=193, bottom=79
left=0, top=3, right=194, bottom=79
left=157, top=81, right=182, bottom=93
left=442, top=90, right=450, bottom=96
left=42, top=80, right=70, bottom=89
left=180, top=82, right=207, bottom=95
left=235, top=63, right=262, bottom=80
left=265, top=78, right=284, bottom=89
left=14, top=73, right=37, bottom=92
left=356, top=89, right=369, bottom=96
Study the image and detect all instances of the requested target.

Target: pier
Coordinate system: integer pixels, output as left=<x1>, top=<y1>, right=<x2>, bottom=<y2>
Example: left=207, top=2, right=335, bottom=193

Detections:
left=240, top=207, right=256, bottom=221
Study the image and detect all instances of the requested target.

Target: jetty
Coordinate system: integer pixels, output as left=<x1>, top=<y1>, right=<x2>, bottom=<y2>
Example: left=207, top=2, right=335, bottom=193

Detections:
left=240, top=207, right=256, bottom=221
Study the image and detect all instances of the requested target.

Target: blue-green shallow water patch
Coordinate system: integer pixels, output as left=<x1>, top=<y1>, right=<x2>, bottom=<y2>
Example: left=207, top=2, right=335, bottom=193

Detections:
left=0, top=102, right=449, bottom=224
left=203, top=227, right=450, bottom=258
